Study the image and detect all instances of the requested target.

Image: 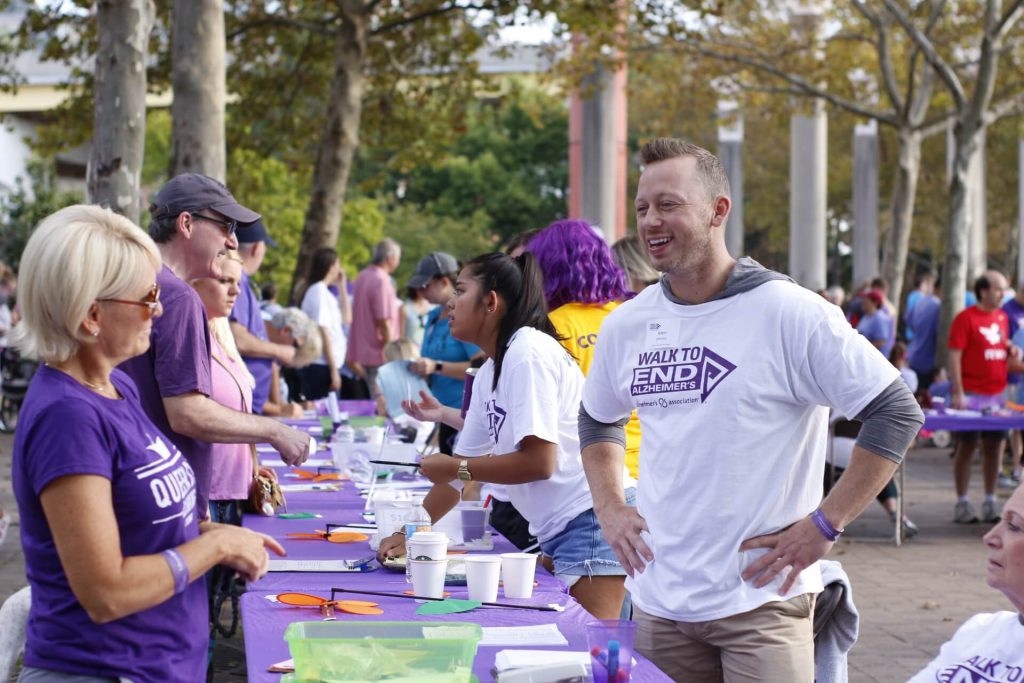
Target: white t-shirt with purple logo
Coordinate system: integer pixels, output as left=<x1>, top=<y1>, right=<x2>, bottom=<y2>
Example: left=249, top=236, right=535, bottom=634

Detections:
left=908, top=611, right=1023, bottom=682
left=456, top=327, right=596, bottom=544
left=12, top=365, right=206, bottom=682
left=583, top=279, right=898, bottom=622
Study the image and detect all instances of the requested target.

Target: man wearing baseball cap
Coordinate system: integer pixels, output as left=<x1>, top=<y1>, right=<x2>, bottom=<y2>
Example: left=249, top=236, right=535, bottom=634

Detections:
left=120, top=173, right=310, bottom=518
left=229, top=218, right=297, bottom=415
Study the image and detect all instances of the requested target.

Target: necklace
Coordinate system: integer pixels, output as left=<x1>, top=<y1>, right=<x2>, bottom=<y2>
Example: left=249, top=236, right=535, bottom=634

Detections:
left=46, top=363, right=112, bottom=394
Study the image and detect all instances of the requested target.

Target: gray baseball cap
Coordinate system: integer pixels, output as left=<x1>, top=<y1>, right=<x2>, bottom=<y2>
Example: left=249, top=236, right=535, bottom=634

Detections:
left=408, top=252, right=459, bottom=289
left=149, top=173, right=260, bottom=224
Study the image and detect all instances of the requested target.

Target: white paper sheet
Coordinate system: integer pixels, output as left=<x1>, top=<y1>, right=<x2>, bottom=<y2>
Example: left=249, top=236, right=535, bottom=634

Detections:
left=260, top=457, right=335, bottom=468
left=279, top=483, right=341, bottom=492
left=267, top=560, right=365, bottom=572
left=480, top=624, right=569, bottom=646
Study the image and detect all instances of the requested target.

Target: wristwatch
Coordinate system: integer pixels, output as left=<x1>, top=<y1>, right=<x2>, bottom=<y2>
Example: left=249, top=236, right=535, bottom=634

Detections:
left=434, top=361, right=444, bottom=374
left=457, top=458, right=472, bottom=481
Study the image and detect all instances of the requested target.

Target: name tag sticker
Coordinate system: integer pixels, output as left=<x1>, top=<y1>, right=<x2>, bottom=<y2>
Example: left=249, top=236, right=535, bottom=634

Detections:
left=645, top=320, right=677, bottom=349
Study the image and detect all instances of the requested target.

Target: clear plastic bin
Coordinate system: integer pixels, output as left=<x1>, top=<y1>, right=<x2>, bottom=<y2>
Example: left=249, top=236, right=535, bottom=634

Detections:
left=283, top=620, right=482, bottom=682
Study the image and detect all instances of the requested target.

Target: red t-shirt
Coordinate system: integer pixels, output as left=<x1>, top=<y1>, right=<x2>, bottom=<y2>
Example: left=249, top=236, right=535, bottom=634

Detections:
left=948, top=305, right=1010, bottom=395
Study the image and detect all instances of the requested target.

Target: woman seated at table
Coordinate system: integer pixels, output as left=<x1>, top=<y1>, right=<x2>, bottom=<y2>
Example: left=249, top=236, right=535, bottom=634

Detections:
left=264, top=306, right=321, bottom=414
left=10, top=205, right=283, bottom=682
left=907, top=481, right=1024, bottom=680
left=379, top=252, right=635, bottom=619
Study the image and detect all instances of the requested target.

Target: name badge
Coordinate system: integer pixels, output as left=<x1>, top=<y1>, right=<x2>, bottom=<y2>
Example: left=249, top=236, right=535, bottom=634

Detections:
left=645, top=319, right=678, bottom=349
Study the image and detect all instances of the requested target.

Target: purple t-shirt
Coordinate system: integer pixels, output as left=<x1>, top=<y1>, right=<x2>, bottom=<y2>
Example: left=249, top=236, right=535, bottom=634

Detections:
left=12, top=366, right=206, bottom=682
left=230, top=270, right=272, bottom=413
left=120, top=264, right=215, bottom=515
left=1002, top=298, right=1024, bottom=383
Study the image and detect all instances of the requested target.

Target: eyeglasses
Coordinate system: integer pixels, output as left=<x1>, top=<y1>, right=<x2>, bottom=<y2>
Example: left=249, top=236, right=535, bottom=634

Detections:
left=97, top=285, right=161, bottom=319
left=190, top=212, right=237, bottom=237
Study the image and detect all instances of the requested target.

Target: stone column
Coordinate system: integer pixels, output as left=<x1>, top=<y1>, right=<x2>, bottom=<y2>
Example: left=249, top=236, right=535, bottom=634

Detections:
left=852, top=120, right=879, bottom=286
left=717, top=100, right=744, bottom=257
left=788, top=2, right=828, bottom=291
left=568, top=64, right=628, bottom=243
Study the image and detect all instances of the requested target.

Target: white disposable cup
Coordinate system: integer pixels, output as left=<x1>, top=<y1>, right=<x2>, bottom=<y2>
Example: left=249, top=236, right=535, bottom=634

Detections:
left=500, top=552, right=538, bottom=599
left=463, top=555, right=503, bottom=602
left=409, top=558, right=448, bottom=599
left=408, top=531, right=448, bottom=561
left=365, top=425, right=386, bottom=444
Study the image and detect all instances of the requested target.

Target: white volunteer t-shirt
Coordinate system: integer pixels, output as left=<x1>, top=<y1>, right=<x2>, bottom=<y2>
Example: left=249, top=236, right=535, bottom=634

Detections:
left=908, top=611, right=1024, bottom=682
left=583, top=279, right=899, bottom=622
left=456, top=327, right=595, bottom=544
left=301, top=281, right=347, bottom=368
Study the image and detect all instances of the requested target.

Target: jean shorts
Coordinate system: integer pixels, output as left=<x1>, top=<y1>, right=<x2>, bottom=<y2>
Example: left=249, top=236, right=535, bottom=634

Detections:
left=540, top=488, right=636, bottom=584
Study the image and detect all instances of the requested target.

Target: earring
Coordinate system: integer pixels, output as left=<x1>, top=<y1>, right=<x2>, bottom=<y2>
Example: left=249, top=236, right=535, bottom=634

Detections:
left=92, top=329, right=100, bottom=337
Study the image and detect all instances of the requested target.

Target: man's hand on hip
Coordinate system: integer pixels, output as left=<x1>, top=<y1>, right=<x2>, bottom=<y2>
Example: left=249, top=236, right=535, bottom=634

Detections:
left=739, top=516, right=833, bottom=594
left=596, top=503, right=653, bottom=578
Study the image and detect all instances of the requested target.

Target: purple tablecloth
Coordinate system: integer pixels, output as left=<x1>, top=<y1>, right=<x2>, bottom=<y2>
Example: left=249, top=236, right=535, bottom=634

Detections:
left=241, top=447, right=670, bottom=681
left=922, top=410, right=1024, bottom=431
left=241, top=590, right=671, bottom=682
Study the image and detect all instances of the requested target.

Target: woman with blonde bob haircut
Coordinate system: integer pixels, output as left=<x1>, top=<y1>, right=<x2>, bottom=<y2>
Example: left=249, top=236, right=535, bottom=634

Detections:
left=11, top=205, right=283, bottom=683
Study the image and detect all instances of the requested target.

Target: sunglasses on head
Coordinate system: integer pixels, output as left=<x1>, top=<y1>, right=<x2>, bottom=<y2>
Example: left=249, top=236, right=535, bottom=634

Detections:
left=97, top=285, right=161, bottom=319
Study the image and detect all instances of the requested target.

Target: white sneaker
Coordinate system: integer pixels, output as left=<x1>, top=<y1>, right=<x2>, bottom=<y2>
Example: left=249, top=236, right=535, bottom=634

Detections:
left=954, top=500, right=978, bottom=524
left=982, top=499, right=1001, bottom=523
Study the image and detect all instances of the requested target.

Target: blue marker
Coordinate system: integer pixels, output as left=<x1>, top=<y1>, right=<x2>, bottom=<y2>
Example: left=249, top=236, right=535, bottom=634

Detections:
left=607, top=640, right=620, bottom=682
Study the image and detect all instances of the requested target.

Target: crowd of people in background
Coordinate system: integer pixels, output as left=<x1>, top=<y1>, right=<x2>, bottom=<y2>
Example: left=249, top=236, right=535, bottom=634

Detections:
left=0, top=138, right=1020, bottom=682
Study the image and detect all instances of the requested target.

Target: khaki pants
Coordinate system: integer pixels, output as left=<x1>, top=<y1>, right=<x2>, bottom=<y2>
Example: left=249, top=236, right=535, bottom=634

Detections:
left=634, top=593, right=816, bottom=683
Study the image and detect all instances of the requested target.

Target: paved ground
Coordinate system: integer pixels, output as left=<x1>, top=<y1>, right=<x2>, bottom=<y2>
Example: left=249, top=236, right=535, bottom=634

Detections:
left=0, top=429, right=1015, bottom=682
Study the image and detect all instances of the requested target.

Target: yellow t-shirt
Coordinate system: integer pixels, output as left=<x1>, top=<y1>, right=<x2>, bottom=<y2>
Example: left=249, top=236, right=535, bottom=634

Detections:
left=549, top=302, right=642, bottom=478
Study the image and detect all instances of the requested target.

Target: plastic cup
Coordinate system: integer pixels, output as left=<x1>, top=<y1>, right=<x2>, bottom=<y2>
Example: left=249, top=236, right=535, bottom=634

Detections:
left=460, top=507, right=489, bottom=543
left=409, top=558, right=448, bottom=600
left=408, top=531, right=448, bottom=561
left=365, top=426, right=386, bottom=444
left=586, top=619, right=637, bottom=683
left=463, top=555, right=502, bottom=602
left=499, top=552, right=537, bottom=599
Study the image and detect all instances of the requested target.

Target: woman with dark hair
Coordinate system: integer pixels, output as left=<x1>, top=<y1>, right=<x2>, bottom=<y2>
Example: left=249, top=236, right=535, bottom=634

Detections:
left=527, top=220, right=642, bottom=478
left=381, top=252, right=633, bottom=619
left=299, top=247, right=350, bottom=400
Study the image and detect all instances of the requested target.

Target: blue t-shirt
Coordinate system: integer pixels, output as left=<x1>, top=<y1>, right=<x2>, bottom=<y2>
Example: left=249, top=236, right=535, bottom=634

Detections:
left=12, top=366, right=206, bottom=682
left=120, top=265, right=214, bottom=515
left=230, top=270, right=272, bottom=413
left=420, top=307, right=481, bottom=408
left=857, top=310, right=894, bottom=358
left=906, top=295, right=940, bottom=375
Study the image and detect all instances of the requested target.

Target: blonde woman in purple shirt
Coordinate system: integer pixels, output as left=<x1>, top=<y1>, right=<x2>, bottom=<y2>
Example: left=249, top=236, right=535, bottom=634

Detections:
left=11, top=206, right=284, bottom=683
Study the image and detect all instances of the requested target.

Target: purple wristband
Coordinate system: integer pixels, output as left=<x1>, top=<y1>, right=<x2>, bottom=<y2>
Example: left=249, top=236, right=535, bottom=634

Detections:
left=811, top=508, right=843, bottom=542
left=161, top=548, right=190, bottom=595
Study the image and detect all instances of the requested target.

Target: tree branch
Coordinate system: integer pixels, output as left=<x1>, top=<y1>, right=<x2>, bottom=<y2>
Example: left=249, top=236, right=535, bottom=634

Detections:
left=227, top=15, right=336, bottom=40
left=880, top=0, right=965, bottom=109
left=850, top=0, right=904, bottom=113
left=686, top=42, right=898, bottom=125
left=371, top=2, right=505, bottom=36
left=994, top=0, right=1024, bottom=40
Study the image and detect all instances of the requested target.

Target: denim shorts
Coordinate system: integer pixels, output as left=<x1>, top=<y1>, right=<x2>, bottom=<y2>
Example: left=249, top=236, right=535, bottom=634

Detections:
left=540, top=488, right=636, bottom=583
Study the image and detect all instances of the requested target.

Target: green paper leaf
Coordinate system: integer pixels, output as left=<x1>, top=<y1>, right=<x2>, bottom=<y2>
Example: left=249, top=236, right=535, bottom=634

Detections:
left=415, top=599, right=481, bottom=615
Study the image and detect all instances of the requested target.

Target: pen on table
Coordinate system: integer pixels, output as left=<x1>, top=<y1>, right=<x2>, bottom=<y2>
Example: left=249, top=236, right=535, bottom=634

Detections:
left=332, top=587, right=562, bottom=612
left=369, top=460, right=421, bottom=468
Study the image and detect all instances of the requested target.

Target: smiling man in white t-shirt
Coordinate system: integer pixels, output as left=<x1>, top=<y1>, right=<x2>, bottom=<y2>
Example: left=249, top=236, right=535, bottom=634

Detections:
left=579, top=138, right=924, bottom=682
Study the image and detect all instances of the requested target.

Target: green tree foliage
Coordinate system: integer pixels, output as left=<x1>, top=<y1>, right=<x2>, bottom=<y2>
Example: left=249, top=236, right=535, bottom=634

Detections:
left=0, top=161, right=82, bottom=270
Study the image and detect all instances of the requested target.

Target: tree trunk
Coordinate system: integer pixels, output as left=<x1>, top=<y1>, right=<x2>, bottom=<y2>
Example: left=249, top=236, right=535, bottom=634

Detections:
left=169, top=0, right=226, bottom=181
left=879, top=127, right=922, bottom=314
left=936, top=126, right=976, bottom=367
left=87, top=0, right=153, bottom=221
left=289, top=9, right=369, bottom=304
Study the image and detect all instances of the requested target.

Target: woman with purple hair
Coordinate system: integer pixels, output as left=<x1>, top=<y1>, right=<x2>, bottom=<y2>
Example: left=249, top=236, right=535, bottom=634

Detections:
left=526, top=220, right=642, bottom=478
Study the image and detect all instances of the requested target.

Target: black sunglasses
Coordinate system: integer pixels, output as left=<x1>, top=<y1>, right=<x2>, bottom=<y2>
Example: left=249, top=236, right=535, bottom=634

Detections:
left=190, top=212, right=237, bottom=237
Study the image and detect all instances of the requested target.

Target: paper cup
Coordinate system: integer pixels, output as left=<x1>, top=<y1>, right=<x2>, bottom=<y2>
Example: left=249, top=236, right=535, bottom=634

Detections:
left=463, top=555, right=502, bottom=602
left=500, top=552, right=538, bottom=599
left=409, top=558, right=448, bottom=600
left=365, top=425, right=386, bottom=444
left=408, top=531, right=448, bottom=561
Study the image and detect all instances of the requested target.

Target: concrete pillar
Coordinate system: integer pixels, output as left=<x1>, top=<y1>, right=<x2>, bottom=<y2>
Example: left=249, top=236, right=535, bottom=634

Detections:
left=717, top=100, right=744, bottom=257
left=947, top=123, right=988, bottom=281
left=789, top=99, right=828, bottom=291
left=852, top=120, right=879, bottom=286
left=569, top=63, right=628, bottom=243
left=788, top=2, right=828, bottom=291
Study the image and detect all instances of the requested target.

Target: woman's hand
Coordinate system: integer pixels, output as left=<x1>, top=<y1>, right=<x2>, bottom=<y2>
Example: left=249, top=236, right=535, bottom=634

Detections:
left=402, top=389, right=444, bottom=423
left=203, top=525, right=286, bottom=583
left=376, top=532, right=406, bottom=563
left=408, top=358, right=433, bottom=378
left=419, top=453, right=459, bottom=484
